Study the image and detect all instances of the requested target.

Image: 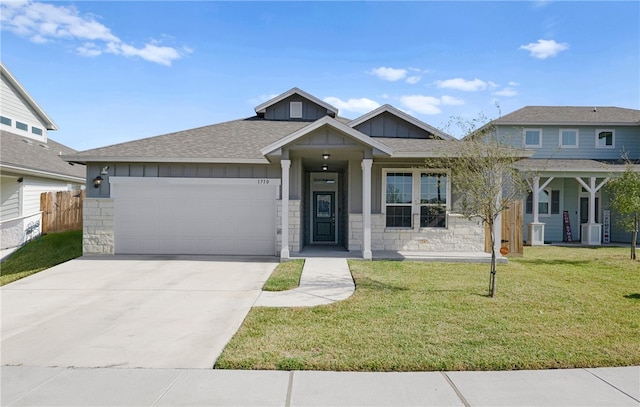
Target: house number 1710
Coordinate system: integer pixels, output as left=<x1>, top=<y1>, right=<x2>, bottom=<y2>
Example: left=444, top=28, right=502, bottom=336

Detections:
left=257, top=179, right=269, bottom=184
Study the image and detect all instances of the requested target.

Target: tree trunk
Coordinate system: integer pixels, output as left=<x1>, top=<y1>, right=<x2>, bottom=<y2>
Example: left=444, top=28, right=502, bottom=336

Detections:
left=632, top=213, right=638, bottom=261
left=489, top=220, right=497, bottom=297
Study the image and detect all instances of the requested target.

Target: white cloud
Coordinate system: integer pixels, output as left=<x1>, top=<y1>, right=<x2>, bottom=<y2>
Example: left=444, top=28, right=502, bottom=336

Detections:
left=520, top=39, right=569, bottom=59
left=441, top=95, right=465, bottom=106
left=0, top=0, right=188, bottom=65
left=76, top=42, right=102, bottom=57
left=399, top=95, right=441, bottom=115
left=508, top=81, right=520, bottom=86
left=370, top=66, right=408, bottom=82
left=493, top=87, right=518, bottom=97
left=436, top=78, right=488, bottom=92
left=406, top=75, right=421, bottom=85
left=324, top=96, right=381, bottom=114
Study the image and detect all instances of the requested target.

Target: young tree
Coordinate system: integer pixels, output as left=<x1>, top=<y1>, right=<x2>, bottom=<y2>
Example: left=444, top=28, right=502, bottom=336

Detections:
left=608, top=160, right=640, bottom=260
left=431, top=115, right=531, bottom=297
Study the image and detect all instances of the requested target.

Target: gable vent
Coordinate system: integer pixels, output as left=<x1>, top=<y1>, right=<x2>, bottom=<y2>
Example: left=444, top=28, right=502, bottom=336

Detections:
left=290, top=101, right=303, bottom=118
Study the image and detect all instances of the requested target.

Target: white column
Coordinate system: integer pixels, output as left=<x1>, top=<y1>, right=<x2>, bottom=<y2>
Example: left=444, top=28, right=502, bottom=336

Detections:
left=575, top=176, right=609, bottom=245
left=280, top=159, right=291, bottom=259
left=588, top=177, right=596, bottom=224
left=528, top=176, right=553, bottom=245
left=361, top=158, right=373, bottom=260
left=532, top=176, right=540, bottom=224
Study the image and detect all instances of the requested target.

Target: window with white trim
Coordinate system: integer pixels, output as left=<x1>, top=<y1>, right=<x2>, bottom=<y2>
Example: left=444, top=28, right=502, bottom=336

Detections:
left=524, top=128, right=542, bottom=148
left=526, top=190, right=560, bottom=215
left=559, top=129, right=578, bottom=148
left=384, top=169, right=449, bottom=228
left=595, top=129, right=614, bottom=148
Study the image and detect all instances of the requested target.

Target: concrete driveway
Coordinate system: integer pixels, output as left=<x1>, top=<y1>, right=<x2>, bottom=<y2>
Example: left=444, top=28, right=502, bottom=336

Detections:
left=0, top=256, right=278, bottom=369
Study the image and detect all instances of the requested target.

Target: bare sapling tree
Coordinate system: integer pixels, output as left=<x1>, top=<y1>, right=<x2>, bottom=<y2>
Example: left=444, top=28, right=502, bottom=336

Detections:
left=431, top=115, right=531, bottom=297
left=607, top=156, right=640, bottom=260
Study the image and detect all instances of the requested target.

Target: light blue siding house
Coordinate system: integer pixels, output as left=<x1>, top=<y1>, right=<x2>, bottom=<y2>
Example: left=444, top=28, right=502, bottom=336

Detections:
left=492, top=106, right=640, bottom=246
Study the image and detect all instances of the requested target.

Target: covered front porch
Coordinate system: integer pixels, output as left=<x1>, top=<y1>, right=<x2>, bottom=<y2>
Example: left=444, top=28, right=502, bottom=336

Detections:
left=262, top=116, right=392, bottom=260
left=520, top=159, right=630, bottom=246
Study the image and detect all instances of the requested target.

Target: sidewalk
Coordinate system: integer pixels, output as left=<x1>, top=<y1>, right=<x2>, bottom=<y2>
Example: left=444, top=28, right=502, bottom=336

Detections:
left=254, top=257, right=354, bottom=307
left=2, top=365, right=638, bottom=406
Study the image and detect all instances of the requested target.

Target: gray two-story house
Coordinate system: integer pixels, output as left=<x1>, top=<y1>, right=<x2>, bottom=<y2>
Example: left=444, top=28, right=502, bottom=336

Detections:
left=491, top=106, right=640, bottom=246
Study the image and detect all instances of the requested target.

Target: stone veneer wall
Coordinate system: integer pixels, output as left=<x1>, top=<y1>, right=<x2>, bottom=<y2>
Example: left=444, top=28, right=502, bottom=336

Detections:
left=349, top=213, right=484, bottom=252
left=276, top=199, right=302, bottom=255
left=83, top=198, right=114, bottom=255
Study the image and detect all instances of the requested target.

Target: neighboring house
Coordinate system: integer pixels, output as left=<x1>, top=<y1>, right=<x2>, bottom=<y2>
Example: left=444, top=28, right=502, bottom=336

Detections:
left=0, top=62, right=86, bottom=250
left=490, top=106, right=640, bottom=246
left=63, top=87, right=528, bottom=259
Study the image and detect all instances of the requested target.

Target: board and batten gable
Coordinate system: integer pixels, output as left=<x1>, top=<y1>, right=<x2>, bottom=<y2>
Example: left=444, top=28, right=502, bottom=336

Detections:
left=354, top=111, right=438, bottom=139
left=261, top=94, right=333, bottom=121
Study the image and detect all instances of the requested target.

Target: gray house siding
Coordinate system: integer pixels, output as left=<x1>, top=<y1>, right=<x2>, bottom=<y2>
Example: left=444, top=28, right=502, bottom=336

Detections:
left=354, top=112, right=435, bottom=139
left=263, top=95, right=330, bottom=121
left=87, top=162, right=281, bottom=198
left=498, top=125, right=639, bottom=160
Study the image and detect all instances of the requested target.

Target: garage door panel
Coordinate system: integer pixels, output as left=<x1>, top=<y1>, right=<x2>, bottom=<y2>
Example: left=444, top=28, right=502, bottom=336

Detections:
left=113, top=178, right=278, bottom=256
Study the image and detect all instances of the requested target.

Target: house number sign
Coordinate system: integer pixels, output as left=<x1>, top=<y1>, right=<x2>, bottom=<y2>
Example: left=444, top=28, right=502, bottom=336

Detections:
left=257, top=179, right=270, bottom=184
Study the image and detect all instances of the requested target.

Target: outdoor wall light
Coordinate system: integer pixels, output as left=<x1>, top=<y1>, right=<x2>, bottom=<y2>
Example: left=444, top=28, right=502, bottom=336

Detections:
left=322, top=153, right=330, bottom=160
left=321, top=164, right=328, bottom=171
left=93, top=175, right=103, bottom=188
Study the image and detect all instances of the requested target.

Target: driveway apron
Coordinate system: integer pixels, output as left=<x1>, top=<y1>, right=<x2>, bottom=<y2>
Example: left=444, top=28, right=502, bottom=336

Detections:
left=0, top=256, right=278, bottom=369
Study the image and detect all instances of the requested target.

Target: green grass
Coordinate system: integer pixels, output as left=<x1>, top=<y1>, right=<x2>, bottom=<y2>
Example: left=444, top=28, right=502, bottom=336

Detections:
left=263, top=259, right=304, bottom=291
left=0, top=230, right=82, bottom=286
left=216, top=246, right=640, bottom=371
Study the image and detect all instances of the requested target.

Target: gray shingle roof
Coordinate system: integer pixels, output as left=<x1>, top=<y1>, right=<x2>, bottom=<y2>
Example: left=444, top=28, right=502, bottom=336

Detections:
left=64, top=118, right=311, bottom=163
left=0, top=130, right=85, bottom=180
left=512, top=158, right=640, bottom=173
left=373, top=137, right=461, bottom=156
left=495, top=106, right=640, bottom=125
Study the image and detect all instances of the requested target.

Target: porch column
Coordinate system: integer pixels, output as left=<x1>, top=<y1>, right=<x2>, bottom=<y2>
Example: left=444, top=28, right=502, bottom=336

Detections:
left=528, top=176, right=553, bottom=245
left=280, top=159, right=291, bottom=259
left=362, top=158, right=373, bottom=260
left=575, top=176, right=609, bottom=245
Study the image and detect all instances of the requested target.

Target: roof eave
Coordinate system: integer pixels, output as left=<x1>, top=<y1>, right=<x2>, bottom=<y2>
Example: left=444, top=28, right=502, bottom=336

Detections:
left=0, top=163, right=85, bottom=183
left=60, top=155, right=271, bottom=165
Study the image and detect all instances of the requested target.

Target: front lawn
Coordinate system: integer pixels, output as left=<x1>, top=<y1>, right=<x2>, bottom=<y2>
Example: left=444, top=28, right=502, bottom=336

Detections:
left=216, top=246, right=640, bottom=371
left=262, top=259, right=304, bottom=291
left=0, top=230, right=82, bottom=286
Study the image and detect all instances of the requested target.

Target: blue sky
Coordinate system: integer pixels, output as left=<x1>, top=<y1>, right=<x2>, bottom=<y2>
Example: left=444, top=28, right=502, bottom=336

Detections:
left=1, top=1, right=639, bottom=150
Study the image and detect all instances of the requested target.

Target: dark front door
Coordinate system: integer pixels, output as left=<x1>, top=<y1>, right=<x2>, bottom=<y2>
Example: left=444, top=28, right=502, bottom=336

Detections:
left=313, top=191, right=335, bottom=242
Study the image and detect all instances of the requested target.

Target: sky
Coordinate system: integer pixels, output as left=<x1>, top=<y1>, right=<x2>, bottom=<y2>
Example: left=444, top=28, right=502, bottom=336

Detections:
left=1, top=1, right=639, bottom=150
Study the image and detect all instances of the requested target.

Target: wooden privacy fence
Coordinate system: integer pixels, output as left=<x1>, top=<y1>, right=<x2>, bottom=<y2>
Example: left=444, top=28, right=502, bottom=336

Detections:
left=40, top=190, right=85, bottom=233
left=485, top=200, right=523, bottom=257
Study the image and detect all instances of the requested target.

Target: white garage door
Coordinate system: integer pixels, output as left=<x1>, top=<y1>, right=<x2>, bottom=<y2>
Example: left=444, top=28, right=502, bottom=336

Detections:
left=111, top=177, right=279, bottom=256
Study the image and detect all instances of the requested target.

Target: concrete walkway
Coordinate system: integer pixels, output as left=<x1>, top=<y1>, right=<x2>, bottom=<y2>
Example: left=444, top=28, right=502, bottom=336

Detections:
left=2, top=365, right=638, bottom=406
left=255, top=257, right=355, bottom=307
